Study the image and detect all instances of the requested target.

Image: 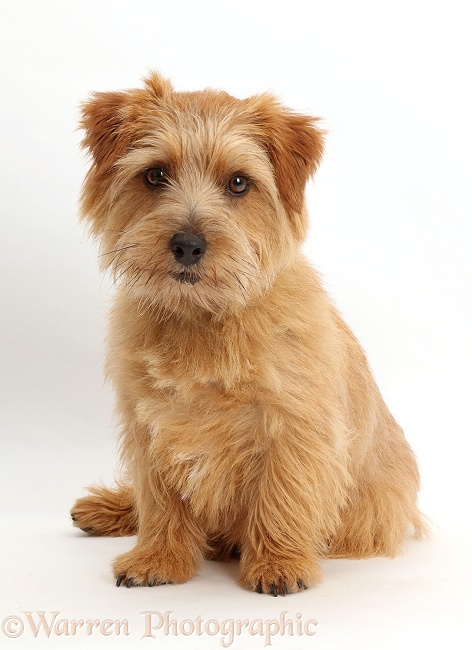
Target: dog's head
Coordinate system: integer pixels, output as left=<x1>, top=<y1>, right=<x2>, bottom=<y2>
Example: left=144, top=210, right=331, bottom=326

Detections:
left=80, top=72, right=324, bottom=316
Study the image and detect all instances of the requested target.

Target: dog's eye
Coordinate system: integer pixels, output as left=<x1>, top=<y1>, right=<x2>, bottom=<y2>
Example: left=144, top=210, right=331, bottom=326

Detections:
left=227, top=175, right=250, bottom=196
left=143, top=167, right=169, bottom=189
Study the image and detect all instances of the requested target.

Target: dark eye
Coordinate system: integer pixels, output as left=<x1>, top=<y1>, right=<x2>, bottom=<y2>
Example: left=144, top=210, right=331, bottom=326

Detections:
left=143, top=167, right=169, bottom=188
left=227, top=174, right=250, bottom=196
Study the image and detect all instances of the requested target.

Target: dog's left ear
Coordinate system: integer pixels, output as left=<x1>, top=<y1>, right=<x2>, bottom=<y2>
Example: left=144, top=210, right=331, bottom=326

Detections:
left=248, top=95, right=325, bottom=239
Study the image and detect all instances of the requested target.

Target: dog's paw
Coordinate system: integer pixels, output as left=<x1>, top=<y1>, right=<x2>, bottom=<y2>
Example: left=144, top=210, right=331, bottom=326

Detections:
left=113, top=547, right=197, bottom=587
left=70, top=499, right=102, bottom=535
left=71, top=485, right=136, bottom=537
left=241, top=558, right=321, bottom=596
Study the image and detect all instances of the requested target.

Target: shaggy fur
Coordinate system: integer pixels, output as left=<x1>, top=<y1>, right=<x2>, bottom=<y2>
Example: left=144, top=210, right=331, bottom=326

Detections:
left=71, top=72, right=425, bottom=595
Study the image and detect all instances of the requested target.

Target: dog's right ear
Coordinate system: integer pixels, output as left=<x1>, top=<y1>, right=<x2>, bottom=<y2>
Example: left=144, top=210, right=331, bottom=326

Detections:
left=80, top=91, right=131, bottom=171
left=80, top=72, right=173, bottom=171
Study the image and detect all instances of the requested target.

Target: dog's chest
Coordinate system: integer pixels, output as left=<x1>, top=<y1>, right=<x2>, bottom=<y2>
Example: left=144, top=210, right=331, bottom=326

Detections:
left=134, top=315, right=298, bottom=523
left=139, top=331, right=267, bottom=523
left=147, top=382, right=263, bottom=527
left=144, top=315, right=264, bottom=393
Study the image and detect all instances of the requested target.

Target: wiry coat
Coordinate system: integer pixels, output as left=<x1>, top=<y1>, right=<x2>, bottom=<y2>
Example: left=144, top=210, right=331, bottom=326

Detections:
left=71, top=73, right=425, bottom=595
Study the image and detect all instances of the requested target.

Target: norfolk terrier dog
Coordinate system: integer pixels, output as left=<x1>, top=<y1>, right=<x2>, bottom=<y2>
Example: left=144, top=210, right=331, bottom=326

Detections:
left=71, top=72, right=425, bottom=595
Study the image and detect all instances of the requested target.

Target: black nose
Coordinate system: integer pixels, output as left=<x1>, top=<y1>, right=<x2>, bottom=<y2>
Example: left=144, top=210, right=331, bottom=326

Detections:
left=170, top=232, right=207, bottom=267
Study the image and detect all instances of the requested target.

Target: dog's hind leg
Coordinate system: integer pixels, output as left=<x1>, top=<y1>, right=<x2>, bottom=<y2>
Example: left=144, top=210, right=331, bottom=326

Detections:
left=71, top=483, right=137, bottom=536
left=326, top=419, right=426, bottom=558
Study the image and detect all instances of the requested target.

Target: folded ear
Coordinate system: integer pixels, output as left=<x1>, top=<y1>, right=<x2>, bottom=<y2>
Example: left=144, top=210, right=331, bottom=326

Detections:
left=247, top=95, right=325, bottom=239
left=80, top=90, right=130, bottom=170
left=80, top=72, right=173, bottom=170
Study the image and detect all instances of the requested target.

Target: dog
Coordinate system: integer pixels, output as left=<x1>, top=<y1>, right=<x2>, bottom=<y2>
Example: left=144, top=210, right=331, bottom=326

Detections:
left=71, top=72, right=425, bottom=595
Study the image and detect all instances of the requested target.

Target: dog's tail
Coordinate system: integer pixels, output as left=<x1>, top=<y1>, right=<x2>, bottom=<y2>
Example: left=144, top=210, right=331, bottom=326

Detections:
left=411, top=508, right=430, bottom=540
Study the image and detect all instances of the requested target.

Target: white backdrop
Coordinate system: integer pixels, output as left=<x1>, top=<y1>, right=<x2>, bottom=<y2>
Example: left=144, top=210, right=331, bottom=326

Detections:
left=1, top=1, right=471, bottom=648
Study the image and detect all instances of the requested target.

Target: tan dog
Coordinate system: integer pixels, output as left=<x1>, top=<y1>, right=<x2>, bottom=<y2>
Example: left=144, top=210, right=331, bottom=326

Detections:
left=71, top=72, right=425, bottom=596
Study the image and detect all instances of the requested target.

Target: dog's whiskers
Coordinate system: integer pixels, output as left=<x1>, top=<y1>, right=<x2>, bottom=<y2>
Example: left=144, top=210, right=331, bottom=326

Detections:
left=112, top=262, right=136, bottom=287
left=232, top=273, right=249, bottom=297
left=99, top=244, right=139, bottom=259
left=228, top=254, right=258, bottom=274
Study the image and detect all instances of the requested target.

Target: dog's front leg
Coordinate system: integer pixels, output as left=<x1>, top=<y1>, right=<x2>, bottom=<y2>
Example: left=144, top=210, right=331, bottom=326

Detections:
left=113, top=454, right=206, bottom=587
left=239, top=423, right=349, bottom=595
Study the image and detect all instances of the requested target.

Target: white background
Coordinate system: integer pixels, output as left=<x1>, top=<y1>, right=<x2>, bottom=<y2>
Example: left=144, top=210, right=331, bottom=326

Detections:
left=1, top=0, right=471, bottom=648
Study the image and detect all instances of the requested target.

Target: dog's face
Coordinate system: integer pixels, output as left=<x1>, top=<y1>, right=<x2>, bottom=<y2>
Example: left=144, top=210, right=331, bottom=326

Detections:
left=80, top=73, right=324, bottom=316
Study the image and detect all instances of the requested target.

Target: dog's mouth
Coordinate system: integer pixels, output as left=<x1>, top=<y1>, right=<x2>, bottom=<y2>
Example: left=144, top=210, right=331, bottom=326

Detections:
left=171, top=271, right=200, bottom=285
